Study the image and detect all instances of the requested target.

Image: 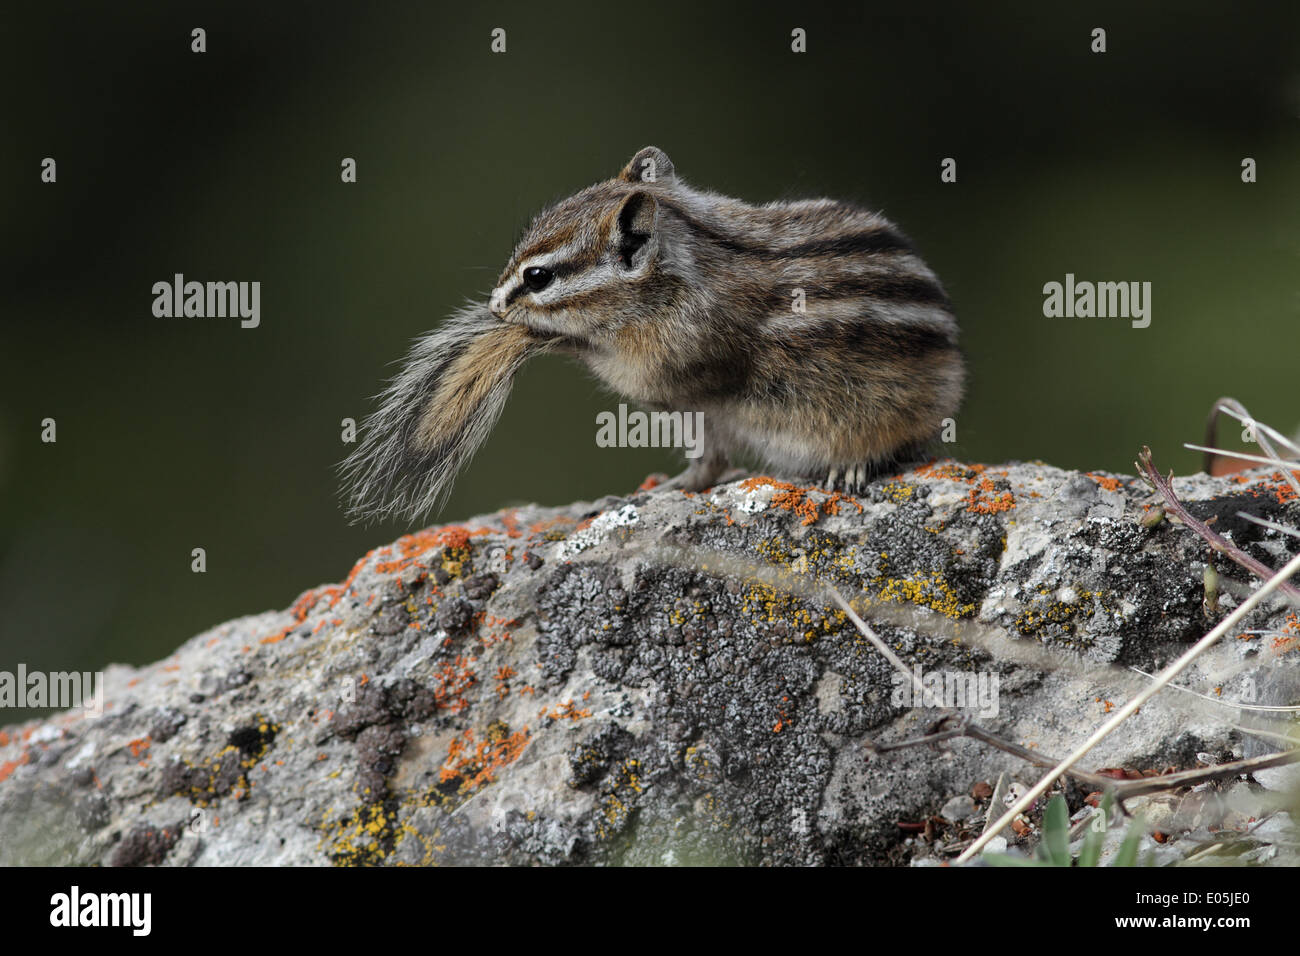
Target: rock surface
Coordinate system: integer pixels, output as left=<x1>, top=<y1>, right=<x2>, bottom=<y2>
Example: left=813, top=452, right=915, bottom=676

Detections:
left=2, top=460, right=1299, bottom=866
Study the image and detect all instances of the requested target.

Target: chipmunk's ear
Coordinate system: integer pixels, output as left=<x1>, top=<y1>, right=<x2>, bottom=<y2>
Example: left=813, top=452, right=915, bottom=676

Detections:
left=619, top=146, right=676, bottom=185
left=612, top=191, right=659, bottom=269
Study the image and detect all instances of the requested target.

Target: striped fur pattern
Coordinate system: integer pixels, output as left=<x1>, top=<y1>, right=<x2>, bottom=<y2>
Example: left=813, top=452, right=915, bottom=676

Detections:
left=490, top=145, right=964, bottom=494
left=340, top=303, right=552, bottom=522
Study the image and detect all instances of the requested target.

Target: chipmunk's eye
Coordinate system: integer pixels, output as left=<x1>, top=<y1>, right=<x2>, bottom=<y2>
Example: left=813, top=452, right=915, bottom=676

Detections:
left=523, top=266, right=553, bottom=292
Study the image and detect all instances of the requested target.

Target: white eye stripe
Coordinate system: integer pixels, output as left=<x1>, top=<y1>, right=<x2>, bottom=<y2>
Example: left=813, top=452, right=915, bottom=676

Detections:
left=509, top=239, right=627, bottom=305
left=514, top=263, right=617, bottom=306
left=519, top=253, right=558, bottom=274
left=518, top=240, right=582, bottom=277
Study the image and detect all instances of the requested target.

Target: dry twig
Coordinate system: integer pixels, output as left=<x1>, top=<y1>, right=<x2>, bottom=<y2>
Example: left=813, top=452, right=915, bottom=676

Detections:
left=1136, top=446, right=1300, bottom=602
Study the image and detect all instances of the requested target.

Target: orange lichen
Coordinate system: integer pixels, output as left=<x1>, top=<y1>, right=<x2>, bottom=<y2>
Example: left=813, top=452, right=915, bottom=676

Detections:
left=773, top=696, right=791, bottom=733
left=493, top=665, right=516, bottom=700
left=432, top=656, right=477, bottom=714
left=261, top=521, right=498, bottom=642
left=375, top=525, right=492, bottom=575
left=908, top=460, right=1017, bottom=514
left=739, top=476, right=863, bottom=526
left=967, top=478, right=1016, bottom=514
left=822, top=493, right=865, bottom=518
left=528, top=516, right=576, bottom=536
left=481, top=615, right=518, bottom=648
left=638, top=474, right=662, bottom=491
left=1087, top=473, right=1123, bottom=492
left=262, top=580, right=349, bottom=643
left=539, top=700, right=592, bottom=722
left=1239, top=470, right=1300, bottom=506
left=1249, top=612, right=1300, bottom=650
left=439, top=724, right=531, bottom=794
left=0, top=750, right=30, bottom=783
left=964, top=466, right=1016, bottom=513
left=500, top=508, right=523, bottom=539
left=128, top=736, right=151, bottom=759
left=909, top=460, right=972, bottom=483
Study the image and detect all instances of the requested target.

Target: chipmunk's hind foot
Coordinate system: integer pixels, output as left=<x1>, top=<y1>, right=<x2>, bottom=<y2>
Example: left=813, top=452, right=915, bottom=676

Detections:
left=823, top=465, right=870, bottom=495
left=822, top=461, right=891, bottom=495
left=823, top=443, right=935, bottom=495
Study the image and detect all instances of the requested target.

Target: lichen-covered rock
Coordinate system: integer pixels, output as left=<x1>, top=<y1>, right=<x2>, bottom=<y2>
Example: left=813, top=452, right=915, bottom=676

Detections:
left=2, top=461, right=1298, bottom=866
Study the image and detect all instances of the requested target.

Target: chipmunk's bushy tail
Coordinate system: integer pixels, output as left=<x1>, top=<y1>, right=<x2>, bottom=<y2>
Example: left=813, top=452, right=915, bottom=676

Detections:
left=339, top=303, right=551, bottom=524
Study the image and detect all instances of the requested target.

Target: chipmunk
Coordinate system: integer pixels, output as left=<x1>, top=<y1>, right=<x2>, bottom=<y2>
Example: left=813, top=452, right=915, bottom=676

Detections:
left=341, top=146, right=964, bottom=523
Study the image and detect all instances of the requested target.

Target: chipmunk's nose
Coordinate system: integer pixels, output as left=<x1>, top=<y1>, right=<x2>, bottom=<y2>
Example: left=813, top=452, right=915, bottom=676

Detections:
left=489, top=288, right=508, bottom=318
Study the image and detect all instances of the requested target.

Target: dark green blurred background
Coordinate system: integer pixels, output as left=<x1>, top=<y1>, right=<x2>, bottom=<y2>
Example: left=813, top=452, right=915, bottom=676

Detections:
left=3, top=2, right=1298, bottom=692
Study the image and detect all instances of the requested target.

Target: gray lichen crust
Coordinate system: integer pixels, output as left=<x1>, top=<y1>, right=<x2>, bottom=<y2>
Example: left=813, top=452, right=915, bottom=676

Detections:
left=2, top=461, right=1298, bottom=866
